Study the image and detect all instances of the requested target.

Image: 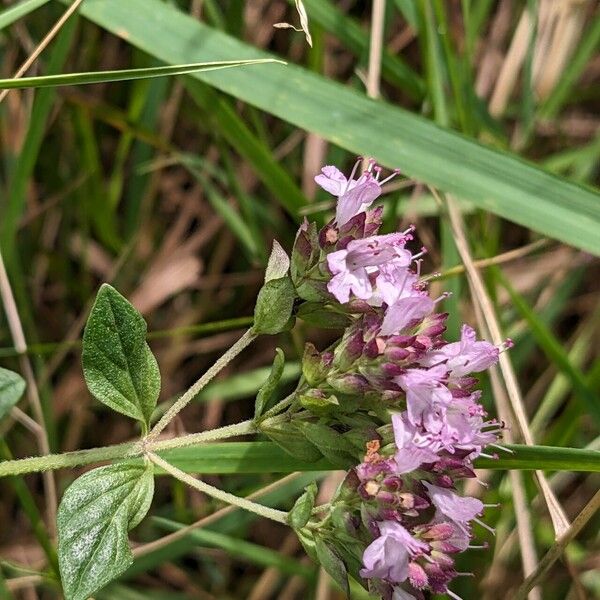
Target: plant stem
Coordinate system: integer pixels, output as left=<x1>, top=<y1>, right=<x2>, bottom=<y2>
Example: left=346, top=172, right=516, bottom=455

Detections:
left=147, top=328, right=257, bottom=441
left=147, top=452, right=289, bottom=524
left=260, top=391, right=297, bottom=420
left=0, top=440, right=137, bottom=477
left=147, top=419, right=256, bottom=452
left=0, top=419, right=257, bottom=478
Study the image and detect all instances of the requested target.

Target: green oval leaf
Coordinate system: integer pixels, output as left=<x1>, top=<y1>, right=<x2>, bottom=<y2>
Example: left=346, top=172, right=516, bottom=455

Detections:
left=58, top=462, right=154, bottom=600
left=314, top=536, right=350, bottom=597
left=82, top=284, right=160, bottom=429
left=0, top=367, right=25, bottom=420
left=252, top=276, right=297, bottom=335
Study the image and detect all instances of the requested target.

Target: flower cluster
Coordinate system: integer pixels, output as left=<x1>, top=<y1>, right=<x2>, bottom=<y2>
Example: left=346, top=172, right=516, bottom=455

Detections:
left=264, top=161, right=510, bottom=599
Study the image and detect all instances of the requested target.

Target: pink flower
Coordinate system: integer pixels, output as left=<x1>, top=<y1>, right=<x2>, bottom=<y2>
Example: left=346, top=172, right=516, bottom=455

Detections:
left=422, top=482, right=483, bottom=526
left=420, top=324, right=498, bottom=377
left=326, top=233, right=412, bottom=304
left=392, top=413, right=440, bottom=474
left=361, top=521, right=428, bottom=583
left=374, top=265, right=417, bottom=308
left=395, top=366, right=452, bottom=432
left=439, top=393, right=500, bottom=456
left=380, top=296, right=434, bottom=336
left=315, top=164, right=381, bottom=227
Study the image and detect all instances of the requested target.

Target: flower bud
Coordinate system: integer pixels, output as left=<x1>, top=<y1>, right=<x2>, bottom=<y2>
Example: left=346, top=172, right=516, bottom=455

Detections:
left=327, top=372, right=369, bottom=394
left=302, top=343, right=333, bottom=386
left=333, top=328, right=365, bottom=371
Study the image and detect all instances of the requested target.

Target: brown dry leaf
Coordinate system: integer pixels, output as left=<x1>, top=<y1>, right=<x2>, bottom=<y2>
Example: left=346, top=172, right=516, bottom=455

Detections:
left=274, top=0, right=313, bottom=47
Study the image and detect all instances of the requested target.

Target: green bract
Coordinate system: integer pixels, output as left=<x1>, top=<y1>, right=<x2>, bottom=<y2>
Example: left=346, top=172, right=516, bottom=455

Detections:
left=287, top=481, right=317, bottom=529
left=82, top=284, right=160, bottom=430
left=253, top=241, right=297, bottom=335
left=254, top=348, right=285, bottom=420
left=57, top=462, right=154, bottom=600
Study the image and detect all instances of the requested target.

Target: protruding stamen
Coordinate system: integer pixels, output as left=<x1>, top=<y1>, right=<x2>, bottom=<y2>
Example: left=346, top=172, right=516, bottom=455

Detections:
left=490, top=443, right=513, bottom=454
left=478, top=452, right=497, bottom=459
left=415, top=259, right=423, bottom=278
left=433, top=292, right=452, bottom=304
left=412, top=246, right=428, bottom=261
left=343, top=158, right=362, bottom=194
left=447, top=590, right=464, bottom=600
left=468, top=542, right=489, bottom=549
left=474, top=518, right=496, bottom=535
left=380, top=168, right=401, bottom=185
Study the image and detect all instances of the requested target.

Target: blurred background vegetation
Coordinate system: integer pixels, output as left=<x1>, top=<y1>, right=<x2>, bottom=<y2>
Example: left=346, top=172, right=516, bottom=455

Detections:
left=0, top=1, right=599, bottom=599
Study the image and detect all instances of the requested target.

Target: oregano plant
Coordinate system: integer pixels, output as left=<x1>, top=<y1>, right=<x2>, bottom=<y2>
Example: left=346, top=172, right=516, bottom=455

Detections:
left=1, top=162, right=522, bottom=600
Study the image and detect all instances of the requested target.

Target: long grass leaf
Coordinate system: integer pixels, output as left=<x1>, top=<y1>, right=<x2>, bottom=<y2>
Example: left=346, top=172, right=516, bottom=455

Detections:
left=0, top=59, right=282, bottom=89
left=67, top=0, right=600, bottom=254
left=0, top=0, right=50, bottom=30
left=158, top=442, right=600, bottom=474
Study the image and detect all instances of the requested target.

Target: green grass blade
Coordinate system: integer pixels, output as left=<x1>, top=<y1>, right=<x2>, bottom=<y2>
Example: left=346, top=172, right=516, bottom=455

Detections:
left=152, top=518, right=315, bottom=578
left=126, top=473, right=320, bottom=577
left=68, top=0, right=600, bottom=254
left=0, top=59, right=282, bottom=89
left=181, top=157, right=261, bottom=259
left=0, top=0, right=50, bottom=30
left=498, top=270, right=600, bottom=427
left=184, top=80, right=306, bottom=217
left=158, top=442, right=600, bottom=474
left=0, top=18, right=77, bottom=258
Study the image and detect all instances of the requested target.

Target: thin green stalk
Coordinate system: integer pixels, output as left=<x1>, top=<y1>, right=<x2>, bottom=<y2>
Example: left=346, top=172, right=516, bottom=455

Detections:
left=0, top=419, right=256, bottom=478
left=147, top=452, right=289, bottom=524
left=260, top=391, right=298, bottom=420
left=147, top=328, right=257, bottom=441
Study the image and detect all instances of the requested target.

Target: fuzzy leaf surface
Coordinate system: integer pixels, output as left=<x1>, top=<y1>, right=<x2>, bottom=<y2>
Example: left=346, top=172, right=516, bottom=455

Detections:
left=82, top=284, right=160, bottom=428
left=252, top=276, right=296, bottom=335
left=57, top=462, right=154, bottom=600
left=0, top=367, right=25, bottom=420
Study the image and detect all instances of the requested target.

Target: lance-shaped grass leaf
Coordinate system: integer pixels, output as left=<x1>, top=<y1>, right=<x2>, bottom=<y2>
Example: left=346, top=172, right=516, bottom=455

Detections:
left=66, top=0, right=600, bottom=255
left=57, top=462, right=154, bottom=600
left=0, top=367, right=26, bottom=420
left=0, top=59, right=281, bottom=89
left=157, top=441, right=600, bottom=474
left=0, top=0, right=51, bottom=31
left=82, top=284, right=160, bottom=429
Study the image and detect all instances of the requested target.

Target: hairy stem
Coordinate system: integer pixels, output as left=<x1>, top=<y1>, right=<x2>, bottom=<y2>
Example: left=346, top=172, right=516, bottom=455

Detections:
left=146, top=419, right=256, bottom=452
left=147, top=328, right=257, bottom=441
left=0, top=441, right=137, bottom=477
left=0, top=419, right=257, bottom=478
left=147, top=452, right=289, bottom=524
